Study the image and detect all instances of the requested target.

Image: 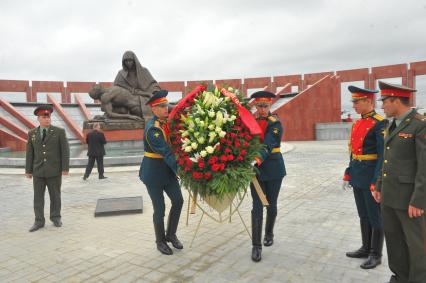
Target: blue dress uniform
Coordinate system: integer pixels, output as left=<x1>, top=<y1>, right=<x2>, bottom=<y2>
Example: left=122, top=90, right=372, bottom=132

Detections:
left=139, top=91, right=183, bottom=255
left=344, top=86, right=385, bottom=269
left=250, top=91, right=286, bottom=262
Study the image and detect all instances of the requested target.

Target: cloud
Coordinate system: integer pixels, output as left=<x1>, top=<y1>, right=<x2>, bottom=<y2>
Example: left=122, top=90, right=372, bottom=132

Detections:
left=0, top=0, right=425, bottom=83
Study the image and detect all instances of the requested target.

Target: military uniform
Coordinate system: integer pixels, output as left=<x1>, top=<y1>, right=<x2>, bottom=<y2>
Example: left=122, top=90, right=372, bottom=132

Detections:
left=139, top=91, right=183, bottom=255
left=25, top=105, right=70, bottom=232
left=375, top=81, right=426, bottom=283
left=250, top=91, right=286, bottom=262
left=343, top=86, right=385, bottom=269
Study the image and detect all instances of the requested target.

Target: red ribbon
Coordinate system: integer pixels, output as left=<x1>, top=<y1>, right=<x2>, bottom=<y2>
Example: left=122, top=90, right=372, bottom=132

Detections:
left=168, top=85, right=206, bottom=124
left=220, top=88, right=262, bottom=135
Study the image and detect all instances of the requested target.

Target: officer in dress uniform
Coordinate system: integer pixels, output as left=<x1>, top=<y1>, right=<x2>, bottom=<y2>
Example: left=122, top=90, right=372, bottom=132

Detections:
left=343, top=86, right=385, bottom=269
left=25, top=105, right=70, bottom=232
left=373, top=81, right=426, bottom=283
left=249, top=91, right=286, bottom=262
left=139, top=90, right=184, bottom=255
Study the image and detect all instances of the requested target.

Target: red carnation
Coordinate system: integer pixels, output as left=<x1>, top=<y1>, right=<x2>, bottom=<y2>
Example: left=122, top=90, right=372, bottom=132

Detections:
left=237, top=156, right=244, bottom=161
left=240, top=149, right=247, bottom=156
left=225, top=148, right=231, bottom=153
left=208, top=156, right=218, bottom=165
left=220, top=155, right=228, bottom=162
left=245, top=135, right=252, bottom=141
left=198, top=161, right=205, bottom=169
left=212, top=164, right=221, bottom=171
left=178, top=159, right=185, bottom=166
left=243, top=141, right=249, bottom=147
left=204, top=172, right=212, bottom=179
left=235, top=141, right=241, bottom=148
left=227, top=155, right=234, bottom=161
left=184, top=166, right=190, bottom=172
left=219, top=163, right=225, bottom=171
left=230, top=133, right=237, bottom=138
left=192, top=171, right=203, bottom=179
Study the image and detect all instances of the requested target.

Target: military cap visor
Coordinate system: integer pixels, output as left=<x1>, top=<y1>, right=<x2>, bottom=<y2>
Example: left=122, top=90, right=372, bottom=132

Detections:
left=146, top=90, right=169, bottom=106
left=378, top=81, right=416, bottom=100
left=348, top=85, right=378, bottom=102
left=34, top=105, right=53, bottom=116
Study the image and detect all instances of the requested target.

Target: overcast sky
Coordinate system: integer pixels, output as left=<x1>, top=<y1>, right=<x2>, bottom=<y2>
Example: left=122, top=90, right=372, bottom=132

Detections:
left=0, top=0, right=425, bottom=84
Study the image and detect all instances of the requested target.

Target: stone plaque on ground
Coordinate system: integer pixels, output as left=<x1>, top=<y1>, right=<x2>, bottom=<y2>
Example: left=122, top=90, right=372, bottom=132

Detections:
left=95, top=196, right=143, bottom=217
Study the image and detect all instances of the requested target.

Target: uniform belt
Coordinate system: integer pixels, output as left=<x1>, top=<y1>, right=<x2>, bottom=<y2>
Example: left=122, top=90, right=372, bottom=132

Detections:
left=271, top=147, right=281, bottom=153
left=144, top=152, right=163, bottom=158
left=352, top=153, right=378, bottom=161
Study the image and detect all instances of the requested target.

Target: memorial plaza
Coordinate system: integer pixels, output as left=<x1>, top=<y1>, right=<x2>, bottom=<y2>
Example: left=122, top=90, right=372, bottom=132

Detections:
left=0, top=140, right=392, bottom=282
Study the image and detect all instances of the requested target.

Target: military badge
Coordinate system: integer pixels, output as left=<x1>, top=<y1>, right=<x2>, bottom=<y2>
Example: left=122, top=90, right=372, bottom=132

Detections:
left=154, top=132, right=160, bottom=138
left=273, top=128, right=278, bottom=134
left=398, top=132, right=413, bottom=139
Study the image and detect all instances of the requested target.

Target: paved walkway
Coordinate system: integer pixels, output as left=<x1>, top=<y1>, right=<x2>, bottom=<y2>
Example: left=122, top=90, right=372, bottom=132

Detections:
left=0, top=140, right=391, bottom=282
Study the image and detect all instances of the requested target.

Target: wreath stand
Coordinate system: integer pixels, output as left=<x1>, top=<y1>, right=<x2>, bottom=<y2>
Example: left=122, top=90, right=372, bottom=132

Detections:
left=185, top=177, right=268, bottom=247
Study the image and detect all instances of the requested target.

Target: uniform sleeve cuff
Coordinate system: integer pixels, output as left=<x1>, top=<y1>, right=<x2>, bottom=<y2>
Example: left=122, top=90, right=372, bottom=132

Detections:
left=370, top=184, right=376, bottom=192
left=255, top=157, right=262, bottom=166
left=343, top=174, right=350, bottom=181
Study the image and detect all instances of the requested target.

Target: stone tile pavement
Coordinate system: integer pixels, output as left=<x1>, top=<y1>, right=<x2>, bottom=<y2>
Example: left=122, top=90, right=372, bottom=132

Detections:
left=0, top=140, right=391, bottom=282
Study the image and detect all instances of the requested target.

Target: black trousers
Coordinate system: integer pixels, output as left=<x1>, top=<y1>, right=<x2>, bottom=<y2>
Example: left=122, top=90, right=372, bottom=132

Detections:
left=353, top=187, right=383, bottom=228
left=146, top=179, right=183, bottom=225
left=250, top=179, right=283, bottom=219
left=84, top=156, right=104, bottom=177
left=33, top=176, right=62, bottom=224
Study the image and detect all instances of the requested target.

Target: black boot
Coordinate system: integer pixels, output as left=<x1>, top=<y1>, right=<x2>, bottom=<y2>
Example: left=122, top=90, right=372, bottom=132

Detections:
left=263, top=214, right=276, bottom=246
left=165, top=213, right=183, bottom=249
left=361, top=228, right=384, bottom=269
left=251, top=215, right=263, bottom=262
left=154, top=221, right=173, bottom=255
left=346, top=220, right=371, bottom=258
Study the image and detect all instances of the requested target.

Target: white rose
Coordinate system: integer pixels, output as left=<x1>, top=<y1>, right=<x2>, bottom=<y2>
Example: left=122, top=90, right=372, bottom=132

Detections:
left=191, top=142, right=198, bottom=150
left=200, top=150, right=207, bottom=157
left=215, top=127, right=222, bottom=133
left=208, top=124, right=215, bottom=130
left=208, top=110, right=215, bottom=118
left=197, top=137, right=205, bottom=144
left=206, top=146, right=214, bottom=154
left=219, top=131, right=226, bottom=138
left=184, top=146, right=193, bottom=152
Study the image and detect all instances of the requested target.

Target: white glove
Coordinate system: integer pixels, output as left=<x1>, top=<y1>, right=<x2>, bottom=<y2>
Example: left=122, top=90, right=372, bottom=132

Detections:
left=250, top=160, right=257, bottom=166
left=342, top=180, right=351, bottom=190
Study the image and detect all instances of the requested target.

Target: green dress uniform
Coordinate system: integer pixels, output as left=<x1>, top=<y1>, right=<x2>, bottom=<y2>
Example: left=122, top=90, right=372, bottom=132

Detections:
left=139, top=91, right=183, bottom=255
left=249, top=91, right=286, bottom=262
left=25, top=106, right=69, bottom=231
left=375, top=82, right=426, bottom=283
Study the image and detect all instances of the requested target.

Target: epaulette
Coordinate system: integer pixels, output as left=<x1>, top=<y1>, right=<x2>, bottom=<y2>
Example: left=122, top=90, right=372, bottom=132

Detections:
left=373, top=113, right=384, bottom=122
left=154, top=120, right=161, bottom=128
left=414, top=113, right=426, bottom=122
left=268, top=115, right=278, bottom=123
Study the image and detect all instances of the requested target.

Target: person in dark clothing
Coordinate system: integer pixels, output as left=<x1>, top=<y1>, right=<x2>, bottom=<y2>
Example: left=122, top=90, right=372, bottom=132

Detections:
left=83, top=123, right=107, bottom=180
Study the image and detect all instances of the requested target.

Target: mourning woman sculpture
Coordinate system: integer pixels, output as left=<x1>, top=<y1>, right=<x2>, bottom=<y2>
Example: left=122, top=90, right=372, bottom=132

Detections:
left=114, top=50, right=161, bottom=97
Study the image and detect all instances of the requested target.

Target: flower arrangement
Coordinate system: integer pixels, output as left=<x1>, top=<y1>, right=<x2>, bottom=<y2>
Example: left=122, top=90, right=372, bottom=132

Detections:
left=169, top=84, right=262, bottom=199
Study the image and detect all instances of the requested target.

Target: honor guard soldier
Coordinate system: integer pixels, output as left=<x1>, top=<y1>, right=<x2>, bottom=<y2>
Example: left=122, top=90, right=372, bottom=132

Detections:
left=343, top=86, right=385, bottom=269
left=249, top=91, right=286, bottom=262
left=374, top=81, right=426, bottom=283
left=25, top=105, right=70, bottom=232
left=139, top=90, right=184, bottom=255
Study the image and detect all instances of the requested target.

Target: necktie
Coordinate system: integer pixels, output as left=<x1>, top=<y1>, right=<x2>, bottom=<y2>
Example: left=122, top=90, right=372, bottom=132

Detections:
left=42, top=129, right=47, bottom=141
left=388, top=120, right=396, bottom=134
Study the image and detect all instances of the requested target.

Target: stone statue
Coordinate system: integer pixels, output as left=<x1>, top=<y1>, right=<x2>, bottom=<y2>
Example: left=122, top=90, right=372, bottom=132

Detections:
left=88, top=84, right=153, bottom=124
left=114, top=50, right=161, bottom=97
left=83, top=51, right=161, bottom=131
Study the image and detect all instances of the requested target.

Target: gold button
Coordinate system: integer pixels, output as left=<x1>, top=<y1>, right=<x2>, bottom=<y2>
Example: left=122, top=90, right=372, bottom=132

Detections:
left=43, top=145, right=46, bottom=147
left=383, top=173, right=387, bottom=177
left=386, top=147, right=390, bottom=150
left=43, top=152, right=46, bottom=154
left=384, top=160, right=388, bottom=163
left=43, top=159, right=46, bottom=162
